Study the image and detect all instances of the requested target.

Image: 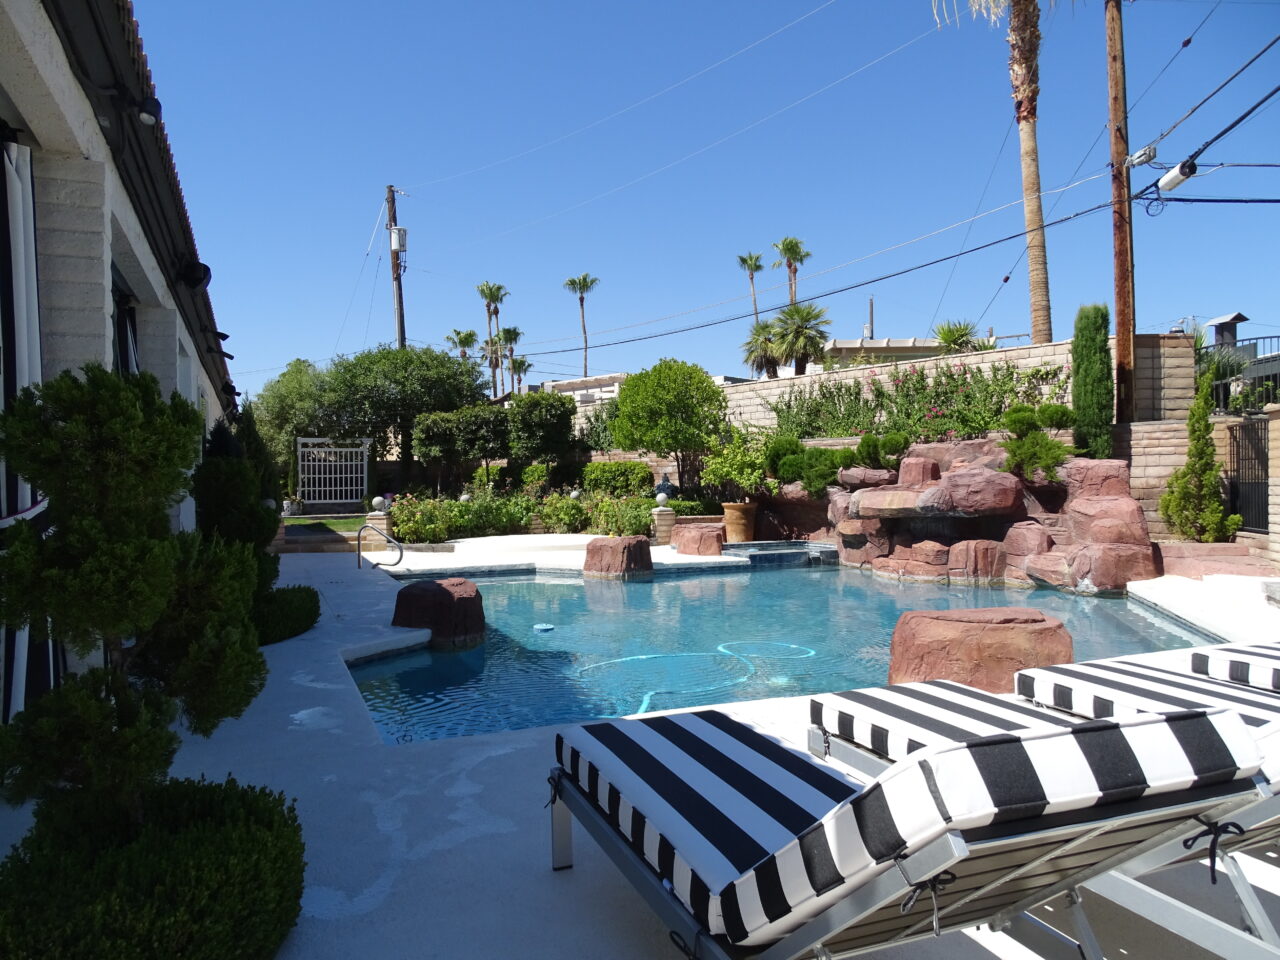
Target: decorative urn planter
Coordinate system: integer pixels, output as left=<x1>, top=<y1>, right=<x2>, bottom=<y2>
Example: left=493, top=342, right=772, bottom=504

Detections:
left=721, top=502, right=758, bottom=543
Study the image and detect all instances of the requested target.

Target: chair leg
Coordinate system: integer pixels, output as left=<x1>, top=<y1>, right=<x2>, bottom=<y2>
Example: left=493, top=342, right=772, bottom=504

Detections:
left=1221, top=852, right=1280, bottom=947
left=551, top=782, right=573, bottom=871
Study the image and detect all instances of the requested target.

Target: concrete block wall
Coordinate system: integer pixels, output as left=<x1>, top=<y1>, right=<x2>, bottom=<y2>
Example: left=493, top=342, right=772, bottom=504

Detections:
left=32, top=155, right=112, bottom=379
left=1114, top=421, right=1189, bottom=539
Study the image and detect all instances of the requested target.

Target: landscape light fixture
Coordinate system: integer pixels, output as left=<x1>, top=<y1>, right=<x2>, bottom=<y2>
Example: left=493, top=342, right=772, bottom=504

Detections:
left=1158, top=160, right=1197, bottom=193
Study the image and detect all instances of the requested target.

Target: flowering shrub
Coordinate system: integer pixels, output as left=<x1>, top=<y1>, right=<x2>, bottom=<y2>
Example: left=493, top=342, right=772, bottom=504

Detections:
left=770, top=361, right=1067, bottom=441
left=585, top=496, right=654, bottom=537
left=388, top=489, right=536, bottom=543
left=537, top=493, right=590, bottom=534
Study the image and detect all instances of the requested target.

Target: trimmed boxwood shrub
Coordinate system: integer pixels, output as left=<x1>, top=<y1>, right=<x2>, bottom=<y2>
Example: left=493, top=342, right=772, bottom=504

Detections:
left=586, top=495, right=654, bottom=537
left=537, top=492, right=590, bottom=533
left=764, top=434, right=804, bottom=478
left=582, top=461, right=653, bottom=497
left=255, top=585, right=321, bottom=645
left=0, top=777, right=305, bottom=960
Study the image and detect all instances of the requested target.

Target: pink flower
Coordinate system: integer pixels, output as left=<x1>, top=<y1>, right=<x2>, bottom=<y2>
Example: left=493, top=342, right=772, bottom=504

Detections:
left=893, top=378, right=902, bottom=385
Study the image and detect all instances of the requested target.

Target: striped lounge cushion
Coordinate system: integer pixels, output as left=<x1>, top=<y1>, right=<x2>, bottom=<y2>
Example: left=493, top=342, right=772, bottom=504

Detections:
left=810, top=680, right=1075, bottom=762
left=555, top=706, right=1259, bottom=947
left=1188, top=641, right=1280, bottom=692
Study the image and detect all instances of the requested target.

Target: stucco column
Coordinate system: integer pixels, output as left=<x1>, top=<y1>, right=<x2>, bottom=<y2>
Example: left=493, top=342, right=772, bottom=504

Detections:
left=651, top=507, right=675, bottom=545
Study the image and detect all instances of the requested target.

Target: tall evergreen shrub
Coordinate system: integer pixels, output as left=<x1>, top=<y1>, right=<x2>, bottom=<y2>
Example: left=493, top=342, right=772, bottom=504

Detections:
left=1071, top=303, right=1114, bottom=458
left=1159, top=372, right=1243, bottom=542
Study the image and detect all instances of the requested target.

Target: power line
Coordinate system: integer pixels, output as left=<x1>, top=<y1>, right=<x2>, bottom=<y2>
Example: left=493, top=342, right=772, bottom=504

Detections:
left=330, top=200, right=386, bottom=355
left=399, top=0, right=838, bottom=190
left=521, top=199, right=1114, bottom=358
left=1127, top=1, right=1221, bottom=115
left=460, top=26, right=938, bottom=248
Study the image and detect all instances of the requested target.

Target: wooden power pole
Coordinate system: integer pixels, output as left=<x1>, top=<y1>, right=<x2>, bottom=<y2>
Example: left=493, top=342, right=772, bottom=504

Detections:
left=386, top=184, right=407, bottom=349
left=1106, top=0, right=1136, bottom=423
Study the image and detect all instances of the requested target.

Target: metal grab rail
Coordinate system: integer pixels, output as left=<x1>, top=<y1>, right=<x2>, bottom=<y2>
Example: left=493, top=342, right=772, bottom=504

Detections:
left=357, top=523, right=404, bottom=569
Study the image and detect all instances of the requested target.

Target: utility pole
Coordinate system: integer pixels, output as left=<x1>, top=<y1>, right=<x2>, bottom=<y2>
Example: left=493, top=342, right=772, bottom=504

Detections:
left=1106, top=0, right=1136, bottom=423
left=386, top=184, right=407, bottom=349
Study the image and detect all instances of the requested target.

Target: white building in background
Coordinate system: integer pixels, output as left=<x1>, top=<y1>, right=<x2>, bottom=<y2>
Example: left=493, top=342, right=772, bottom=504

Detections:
left=0, top=0, right=237, bottom=720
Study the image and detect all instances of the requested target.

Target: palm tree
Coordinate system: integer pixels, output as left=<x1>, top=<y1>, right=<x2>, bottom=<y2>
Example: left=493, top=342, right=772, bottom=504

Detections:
left=737, top=252, right=765, bottom=326
left=498, top=326, right=522, bottom=395
left=510, top=356, right=532, bottom=393
left=563, top=273, right=599, bottom=377
left=480, top=336, right=503, bottom=398
left=771, top=237, right=812, bottom=304
left=772, top=303, right=830, bottom=376
left=935, top=0, right=1051, bottom=343
left=445, top=328, right=478, bottom=359
left=475, top=282, right=510, bottom=387
left=742, top=318, right=781, bottom=380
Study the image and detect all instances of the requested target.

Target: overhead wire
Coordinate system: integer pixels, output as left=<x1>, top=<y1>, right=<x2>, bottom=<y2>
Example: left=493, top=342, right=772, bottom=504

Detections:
left=399, top=0, right=838, bottom=190
left=1127, top=0, right=1221, bottom=115
left=330, top=200, right=387, bottom=356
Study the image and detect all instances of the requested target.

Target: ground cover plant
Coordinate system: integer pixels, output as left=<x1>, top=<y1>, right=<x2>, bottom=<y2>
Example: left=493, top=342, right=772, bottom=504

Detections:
left=770, top=360, right=1066, bottom=441
left=0, top=364, right=304, bottom=956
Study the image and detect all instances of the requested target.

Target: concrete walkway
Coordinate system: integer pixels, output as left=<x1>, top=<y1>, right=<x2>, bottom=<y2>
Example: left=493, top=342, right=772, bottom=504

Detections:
left=1129, top=573, right=1280, bottom=644
left=2, top=548, right=1279, bottom=959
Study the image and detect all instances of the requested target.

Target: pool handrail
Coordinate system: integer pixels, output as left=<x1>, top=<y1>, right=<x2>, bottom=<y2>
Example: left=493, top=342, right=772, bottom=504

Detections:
left=357, top=524, right=403, bottom=570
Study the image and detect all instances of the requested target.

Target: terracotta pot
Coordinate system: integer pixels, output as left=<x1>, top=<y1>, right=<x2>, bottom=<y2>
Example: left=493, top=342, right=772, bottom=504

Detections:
left=721, top=502, right=758, bottom=543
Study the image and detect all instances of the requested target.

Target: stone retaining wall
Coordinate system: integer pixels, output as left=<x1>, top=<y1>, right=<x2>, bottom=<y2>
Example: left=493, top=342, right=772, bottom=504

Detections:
left=1113, top=421, right=1188, bottom=540
left=720, top=334, right=1193, bottom=430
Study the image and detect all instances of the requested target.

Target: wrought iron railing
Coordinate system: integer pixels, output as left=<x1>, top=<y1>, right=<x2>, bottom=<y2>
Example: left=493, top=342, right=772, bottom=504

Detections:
left=1195, top=335, right=1280, bottom=414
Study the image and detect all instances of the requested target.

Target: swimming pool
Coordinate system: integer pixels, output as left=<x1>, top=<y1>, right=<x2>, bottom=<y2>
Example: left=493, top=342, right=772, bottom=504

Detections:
left=348, top=566, right=1211, bottom=743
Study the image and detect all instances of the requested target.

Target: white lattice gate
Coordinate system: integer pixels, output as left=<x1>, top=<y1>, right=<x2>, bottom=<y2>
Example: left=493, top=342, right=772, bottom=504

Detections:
left=297, top=438, right=371, bottom=505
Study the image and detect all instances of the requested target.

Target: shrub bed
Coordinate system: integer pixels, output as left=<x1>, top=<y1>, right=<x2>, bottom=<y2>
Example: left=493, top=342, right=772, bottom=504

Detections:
left=582, top=461, right=654, bottom=497
left=0, top=777, right=305, bottom=960
left=255, top=586, right=321, bottom=645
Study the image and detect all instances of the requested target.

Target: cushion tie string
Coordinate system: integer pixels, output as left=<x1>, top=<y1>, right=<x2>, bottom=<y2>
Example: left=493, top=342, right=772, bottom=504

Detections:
left=896, top=859, right=957, bottom=936
left=545, top=770, right=563, bottom=809
left=1182, top=816, right=1245, bottom=884
left=820, top=725, right=832, bottom=757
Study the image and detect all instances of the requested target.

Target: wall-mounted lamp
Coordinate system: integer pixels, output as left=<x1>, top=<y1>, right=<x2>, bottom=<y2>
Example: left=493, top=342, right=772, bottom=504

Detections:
left=220, top=382, right=240, bottom=397
left=209, top=347, right=234, bottom=360
left=136, top=96, right=161, bottom=126
left=179, top=260, right=212, bottom=289
left=216, top=330, right=230, bottom=342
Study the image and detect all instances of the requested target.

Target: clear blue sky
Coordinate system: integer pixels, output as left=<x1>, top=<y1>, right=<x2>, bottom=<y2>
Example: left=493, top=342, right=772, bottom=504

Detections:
left=131, top=0, right=1279, bottom=399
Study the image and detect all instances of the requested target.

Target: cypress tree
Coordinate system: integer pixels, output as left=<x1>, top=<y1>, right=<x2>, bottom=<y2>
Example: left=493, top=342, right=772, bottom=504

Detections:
left=1071, top=303, right=1114, bottom=458
left=1159, top=372, right=1243, bottom=542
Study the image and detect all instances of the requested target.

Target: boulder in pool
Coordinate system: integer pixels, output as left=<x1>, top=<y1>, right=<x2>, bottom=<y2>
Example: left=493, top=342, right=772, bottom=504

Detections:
left=888, top=607, right=1072, bottom=693
left=670, top=523, right=724, bottom=556
left=392, top=577, right=486, bottom=650
left=584, top=535, right=653, bottom=580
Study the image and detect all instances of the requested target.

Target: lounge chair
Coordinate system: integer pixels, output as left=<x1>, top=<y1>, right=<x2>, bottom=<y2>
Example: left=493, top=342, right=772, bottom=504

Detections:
left=550, top=701, right=1262, bottom=959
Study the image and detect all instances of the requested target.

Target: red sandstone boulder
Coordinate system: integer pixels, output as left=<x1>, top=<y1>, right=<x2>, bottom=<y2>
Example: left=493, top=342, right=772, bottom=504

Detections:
left=827, top=489, right=853, bottom=526
left=1061, top=458, right=1131, bottom=500
left=670, top=523, right=725, bottom=556
left=392, top=577, right=486, bottom=650
left=898, top=457, right=940, bottom=488
left=913, top=540, right=950, bottom=565
left=1003, top=564, right=1035, bottom=586
left=948, top=539, right=1008, bottom=583
left=920, top=467, right=1024, bottom=517
left=888, top=607, right=1073, bottom=693
left=836, top=517, right=891, bottom=566
left=905, top=439, right=1007, bottom=473
left=1065, top=496, right=1149, bottom=545
left=584, top=535, right=653, bottom=579
left=1023, top=552, right=1073, bottom=590
left=1024, top=543, right=1158, bottom=594
left=1003, top=520, right=1054, bottom=557
left=851, top=488, right=923, bottom=518
left=837, top=466, right=898, bottom=490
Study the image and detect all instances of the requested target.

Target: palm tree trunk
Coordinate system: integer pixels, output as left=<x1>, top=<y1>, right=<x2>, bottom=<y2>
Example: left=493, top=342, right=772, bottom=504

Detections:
left=788, top=261, right=797, bottom=304
left=749, top=272, right=759, bottom=325
left=579, top=295, right=588, bottom=378
left=1008, top=0, right=1052, bottom=344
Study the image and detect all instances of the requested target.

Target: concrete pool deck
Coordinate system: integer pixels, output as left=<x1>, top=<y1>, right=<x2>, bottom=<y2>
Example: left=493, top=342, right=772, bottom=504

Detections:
left=2, top=547, right=1279, bottom=959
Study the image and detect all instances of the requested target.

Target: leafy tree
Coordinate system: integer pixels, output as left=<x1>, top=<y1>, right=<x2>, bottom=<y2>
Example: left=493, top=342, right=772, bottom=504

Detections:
left=935, top=0, right=1052, bottom=343
left=564, top=273, right=600, bottom=377
left=0, top=365, right=266, bottom=817
left=235, top=402, right=283, bottom=507
left=319, top=345, right=485, bottom=488
left=742, top=318, right=781, bottom=379
left=611, top=359, right=727, bottom=490
left=773, top=303, right=831, bottom=375
left=738, top=252, right=765, bottom=326
left=771, top=236, right=812, bottom=304
left=508, top=390, right=576, bottom=464
left=1160, top=372, right=1243, bottom=543
left=1071, top=303, right=1114, bottom=458
left=702, top=428, right=771, bottom=501
left=580, top=397, right=619, bottom=452
left=253, top=358, right=326, bottom=495
left=451, top=405, right=510, bottom=478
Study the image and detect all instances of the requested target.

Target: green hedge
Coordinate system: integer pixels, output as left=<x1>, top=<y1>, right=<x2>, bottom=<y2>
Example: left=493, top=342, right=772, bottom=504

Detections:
left=254, top=585, right=321, bottom=645
left=388, top=490, right=537, bottom=543
left=582, top=461, right=654, bottom=497
left=0, top=777, right=305, bottom=960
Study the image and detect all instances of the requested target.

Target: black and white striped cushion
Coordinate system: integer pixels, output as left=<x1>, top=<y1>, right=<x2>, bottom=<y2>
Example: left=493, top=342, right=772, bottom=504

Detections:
left=1188, top=641, right=1280, bottom=691
left=810, top=680, right=1074, bottom=762
left=555, top=705, right=1259, bottom=946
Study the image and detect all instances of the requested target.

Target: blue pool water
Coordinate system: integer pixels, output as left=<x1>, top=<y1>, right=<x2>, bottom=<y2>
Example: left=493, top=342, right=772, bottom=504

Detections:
left=349, top=566, right=1210, bottom=744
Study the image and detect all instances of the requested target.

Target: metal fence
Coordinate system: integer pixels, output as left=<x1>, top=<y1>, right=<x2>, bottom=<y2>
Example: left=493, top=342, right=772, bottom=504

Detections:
left=1196, top=335, right=1280, bottom=414
left=1227, top=418, right=1269, bottom=533
left=297, top=438, right=370, bottom=505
